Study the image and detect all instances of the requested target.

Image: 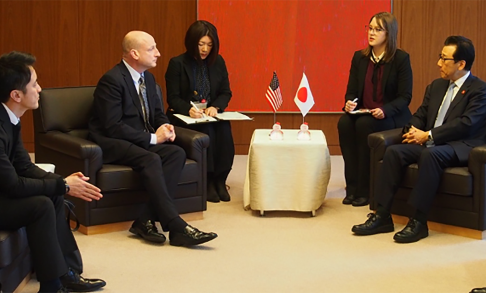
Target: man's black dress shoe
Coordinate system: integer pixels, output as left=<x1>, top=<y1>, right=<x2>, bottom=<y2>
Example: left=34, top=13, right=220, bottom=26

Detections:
left=170, top=225, right=218, bottom=246
left=60, top=268, right=106, bottom=292
left=215, top=181, right=231, bottom=202
left=393, top=218, right=428, bottom=243
left=470, top=287, right=486, bottom=293
left=352, top=213, right=394, bottom=235
left=129, top=219, right=166, bottom=243
left=351, top=197, right=369, bottom=207
left=342, top=194, right=355, bottom=205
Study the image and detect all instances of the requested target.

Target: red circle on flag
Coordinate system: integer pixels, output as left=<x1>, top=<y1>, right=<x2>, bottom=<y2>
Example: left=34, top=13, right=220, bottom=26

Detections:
left=297, top=87, right=308, bottom=102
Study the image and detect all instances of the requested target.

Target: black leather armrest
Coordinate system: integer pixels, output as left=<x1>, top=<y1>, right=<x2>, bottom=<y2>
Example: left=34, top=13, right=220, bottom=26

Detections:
left=469, top=145, right=486, bottom=172
left=368, top=128, right=402, bottom=209
left=368, top=128, right=403, bottom=161
left=40, top=131, right=102, bottom=160
left=38, top=131, right=103, bottom=178
left=468, top=145, right=486, bottom=228
left=173, top=126, right=210, bottom=161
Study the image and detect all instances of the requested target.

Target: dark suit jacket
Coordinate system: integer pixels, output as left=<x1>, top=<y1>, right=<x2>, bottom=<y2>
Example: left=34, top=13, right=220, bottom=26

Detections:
left=0, top=105, right=64, bottom=198
left=165, top=52, right=232, bottom=116
left=345, top=49, right=413, bottom=126
left=89, top=61, right=169, bottom=163
left=405, top=74, right=486, bottom=162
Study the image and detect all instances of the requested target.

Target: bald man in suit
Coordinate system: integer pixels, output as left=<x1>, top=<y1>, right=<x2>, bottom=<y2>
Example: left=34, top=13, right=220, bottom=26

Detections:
left=89, top=31, right=217, bottom=246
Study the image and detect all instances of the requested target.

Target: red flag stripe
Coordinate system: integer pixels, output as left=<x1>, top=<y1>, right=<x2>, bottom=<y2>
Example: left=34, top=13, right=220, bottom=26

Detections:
left=266, top=89, right=282, bottom=112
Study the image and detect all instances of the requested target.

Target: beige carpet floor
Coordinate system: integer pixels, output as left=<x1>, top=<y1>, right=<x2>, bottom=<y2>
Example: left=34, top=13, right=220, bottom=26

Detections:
left=23, top=155, right=486, bottom=293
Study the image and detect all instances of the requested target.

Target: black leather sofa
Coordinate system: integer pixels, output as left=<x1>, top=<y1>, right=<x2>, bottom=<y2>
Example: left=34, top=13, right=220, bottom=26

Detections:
left=33, top=86, right=210, bottom=230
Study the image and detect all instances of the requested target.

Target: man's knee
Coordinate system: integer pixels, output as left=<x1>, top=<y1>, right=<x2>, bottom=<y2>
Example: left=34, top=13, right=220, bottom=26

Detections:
left=418, top=148, right=441, bottom=164
left=172, top=145, right=186, bottom=165
left=31, top=196, right=56, bottom=220
left=384, top=145, right=401, bottom=161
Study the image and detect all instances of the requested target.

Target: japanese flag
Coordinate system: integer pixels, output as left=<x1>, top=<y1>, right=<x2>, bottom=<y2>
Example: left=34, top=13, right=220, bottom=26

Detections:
left=294, top=73, right=315, bottom=117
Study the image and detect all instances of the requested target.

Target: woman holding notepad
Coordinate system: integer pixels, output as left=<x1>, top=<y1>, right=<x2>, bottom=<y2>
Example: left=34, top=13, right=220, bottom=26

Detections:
left=337, top=12, right=413, bottom=207
left=165, top=20, right=234, bottom=203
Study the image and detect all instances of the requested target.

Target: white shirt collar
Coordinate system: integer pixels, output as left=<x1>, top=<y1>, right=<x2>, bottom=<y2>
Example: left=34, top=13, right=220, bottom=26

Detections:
left=1, top=103, right=20, bottom=125
left=122, top=59, right=144, bottom=84
left=452, top=71, right=470, bottom=89
left=371, top=50, right=385, bottom=63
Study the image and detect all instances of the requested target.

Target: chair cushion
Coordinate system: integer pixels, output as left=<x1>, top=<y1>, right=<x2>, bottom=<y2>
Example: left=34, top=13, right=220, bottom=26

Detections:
left=97, top=165, right=142, bottom=192
left=401, top=164, right=472, bottom=197
left=97, top=159, right=200, bottom=192
left=0, top=229, right=29, bottom=269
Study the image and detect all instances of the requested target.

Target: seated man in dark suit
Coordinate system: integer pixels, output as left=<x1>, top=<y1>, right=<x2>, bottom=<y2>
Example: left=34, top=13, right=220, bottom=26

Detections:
left=0, top=51, right=106, bottom=292
left=89, top=31, right=217, bottom=246
left=352, top=36, right=486, bottom=243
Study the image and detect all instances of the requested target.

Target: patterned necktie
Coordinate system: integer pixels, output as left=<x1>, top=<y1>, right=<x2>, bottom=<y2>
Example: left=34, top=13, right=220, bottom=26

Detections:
left=434, top=82, right=456, bottom=127
left=138, top=76, right=154, bottom=132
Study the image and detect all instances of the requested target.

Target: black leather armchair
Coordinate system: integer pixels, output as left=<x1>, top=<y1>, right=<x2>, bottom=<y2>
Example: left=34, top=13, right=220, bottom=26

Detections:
left=369, top=128, right=486, bottom=232
left=0, top=229, right=32, bottom=293
left=33, top=86, right=210, bottom=232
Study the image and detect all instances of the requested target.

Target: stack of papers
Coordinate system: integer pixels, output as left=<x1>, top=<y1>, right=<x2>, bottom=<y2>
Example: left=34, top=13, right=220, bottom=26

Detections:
left=174, top=112, right=253, bottom=124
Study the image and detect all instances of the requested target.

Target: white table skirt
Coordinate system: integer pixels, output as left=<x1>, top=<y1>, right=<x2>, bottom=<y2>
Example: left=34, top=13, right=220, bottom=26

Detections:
left=243, top=129, right=331, bottom=214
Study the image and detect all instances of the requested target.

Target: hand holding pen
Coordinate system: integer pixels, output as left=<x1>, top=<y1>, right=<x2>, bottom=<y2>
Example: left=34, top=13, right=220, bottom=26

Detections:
left=345, top=98, right=358, bottom=113
left=190, top=101, right=207, bottom=118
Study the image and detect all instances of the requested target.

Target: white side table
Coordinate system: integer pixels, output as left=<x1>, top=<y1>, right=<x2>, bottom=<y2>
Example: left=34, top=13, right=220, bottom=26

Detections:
left=243, top=129, right=331, bottom=216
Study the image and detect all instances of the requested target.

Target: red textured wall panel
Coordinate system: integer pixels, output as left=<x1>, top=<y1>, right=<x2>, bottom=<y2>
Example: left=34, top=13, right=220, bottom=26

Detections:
left=198, top=0, right=391, bottom=112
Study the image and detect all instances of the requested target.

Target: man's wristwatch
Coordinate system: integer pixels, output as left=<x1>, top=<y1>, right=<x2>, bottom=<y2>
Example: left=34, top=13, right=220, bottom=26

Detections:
left=427, top=131, right=433, bottom=143
left=63, top=178, right=70, bottom=194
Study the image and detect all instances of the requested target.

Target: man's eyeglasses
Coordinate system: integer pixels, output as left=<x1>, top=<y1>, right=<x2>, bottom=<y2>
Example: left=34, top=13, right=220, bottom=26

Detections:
left=365, top=25, right=386, bottom=34
left=438, top=54, right=455, bottom=62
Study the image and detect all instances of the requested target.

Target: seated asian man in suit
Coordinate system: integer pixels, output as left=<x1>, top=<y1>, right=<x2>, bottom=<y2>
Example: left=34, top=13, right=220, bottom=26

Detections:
left=351, top=36, right=486, bottom=243
left=0, top=51, right=106, bottom=292
left=89, top=31, right=217, bottom=246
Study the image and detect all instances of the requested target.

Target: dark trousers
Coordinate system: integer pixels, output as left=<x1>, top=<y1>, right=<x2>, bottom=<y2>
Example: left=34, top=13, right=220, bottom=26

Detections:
left=114, top=143, right=186, bottom=231
left=0, top=195, right=79, bottom=281
left=375, top=143, right=460, bottom=214
left=178, top=120, right=235, bottom=179
left=338, top=113, right=395, bottom=199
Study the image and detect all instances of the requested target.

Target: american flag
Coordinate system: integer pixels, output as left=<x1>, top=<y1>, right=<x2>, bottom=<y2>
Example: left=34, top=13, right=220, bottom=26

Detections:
left=265, top=71, right=283, bottom=112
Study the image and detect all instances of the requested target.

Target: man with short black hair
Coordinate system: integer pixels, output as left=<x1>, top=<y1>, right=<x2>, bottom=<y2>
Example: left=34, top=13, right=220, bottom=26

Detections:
left=0, top=51, right=106, bottom=292
left=352, top=36, right=486, bottom=243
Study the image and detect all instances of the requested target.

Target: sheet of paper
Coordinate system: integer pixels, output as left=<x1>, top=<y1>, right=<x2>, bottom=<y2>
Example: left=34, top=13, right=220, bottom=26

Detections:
left=173, top=114, right=217, bottom=124
left=215, top=112, right=253, bottom=120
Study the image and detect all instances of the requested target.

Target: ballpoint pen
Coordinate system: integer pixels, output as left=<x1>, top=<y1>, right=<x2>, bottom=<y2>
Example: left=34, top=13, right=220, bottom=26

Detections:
left=190, top=101, right=207, bottom=118
left=352, top=98, right=358, bottom=103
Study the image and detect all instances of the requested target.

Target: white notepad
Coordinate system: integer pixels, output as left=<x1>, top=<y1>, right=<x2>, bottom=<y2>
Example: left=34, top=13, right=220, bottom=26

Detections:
left=174, top=112, right=253, bottom=124
left=173, top=114, right=217, bottom=124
